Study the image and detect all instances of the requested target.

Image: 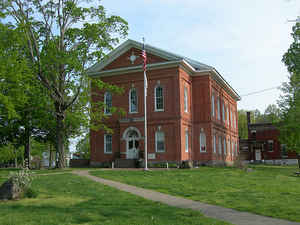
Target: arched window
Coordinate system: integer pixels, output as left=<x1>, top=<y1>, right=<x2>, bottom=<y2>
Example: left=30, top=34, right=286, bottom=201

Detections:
left=223, top=138, right=227, bottom=155
left=226, top=107, right=229, bottom=126
left=213, top=135, right=216, bottom=153
left=104, top=92, right=112, bottom=115
left=222, top=101, right=225, bottom=122
left=155, top=86, right=164, bottom=111
left=211, top=94, right=215, bottom=117
left=185, top=129, right=189, bottom=152
left=155, top=131, right=165, bottom=152
left=200, top=132, right=206, bottom=152
left=129, top=88, right=138, bottom=113
left=217, top=97, right=221, bottom=120
left=184, top=87, right=188, bottom=112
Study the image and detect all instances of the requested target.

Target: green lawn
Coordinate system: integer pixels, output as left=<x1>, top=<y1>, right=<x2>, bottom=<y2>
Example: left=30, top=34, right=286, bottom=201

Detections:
left=90, top=165, right=300, bottom=222
left=0, top=173, right=230, bottom=225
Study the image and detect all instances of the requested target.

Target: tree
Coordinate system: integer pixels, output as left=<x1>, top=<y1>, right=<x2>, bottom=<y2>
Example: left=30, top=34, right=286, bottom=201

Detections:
left=278, top=20, right=300, bottom=169
left=75, top=133, right=89, bottom=159
left=263, top=104, right=280, bottom=123
left=0, top=22, right=57, bottom=167
left=1, top=0, right=128, bottom=168
left=238, top=110, right=248, bottom=139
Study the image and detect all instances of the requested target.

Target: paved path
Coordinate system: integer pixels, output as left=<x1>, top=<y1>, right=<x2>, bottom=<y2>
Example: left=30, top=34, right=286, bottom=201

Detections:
left=73, top=170, right=300, bottom=225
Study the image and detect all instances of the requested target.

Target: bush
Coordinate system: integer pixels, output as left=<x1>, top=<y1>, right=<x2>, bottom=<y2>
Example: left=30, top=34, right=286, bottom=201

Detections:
left=9, top=169, right=34, bottom=194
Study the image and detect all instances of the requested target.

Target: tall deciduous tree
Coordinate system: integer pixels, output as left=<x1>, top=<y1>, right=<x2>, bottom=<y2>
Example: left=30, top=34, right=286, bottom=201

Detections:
left=278, top=21, right=300, bottom=169
left=1, top=0, right=128, bottom=168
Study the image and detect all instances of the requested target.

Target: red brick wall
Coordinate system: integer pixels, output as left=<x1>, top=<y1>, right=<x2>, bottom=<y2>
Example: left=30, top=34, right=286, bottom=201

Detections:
left=90, top=51, right=239, bottom=165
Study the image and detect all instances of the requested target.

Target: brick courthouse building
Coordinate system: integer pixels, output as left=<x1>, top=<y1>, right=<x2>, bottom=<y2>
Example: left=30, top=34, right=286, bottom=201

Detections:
left=88, top=40, right=240, bottom=167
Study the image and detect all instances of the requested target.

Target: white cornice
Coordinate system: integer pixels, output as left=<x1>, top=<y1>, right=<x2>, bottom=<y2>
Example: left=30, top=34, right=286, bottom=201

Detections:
left=88, top=60, right=182, bottom=77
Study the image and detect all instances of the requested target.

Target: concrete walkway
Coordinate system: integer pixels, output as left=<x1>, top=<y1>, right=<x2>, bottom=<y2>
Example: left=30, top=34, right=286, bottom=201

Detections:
left=73, top=170, right=300, bottom=225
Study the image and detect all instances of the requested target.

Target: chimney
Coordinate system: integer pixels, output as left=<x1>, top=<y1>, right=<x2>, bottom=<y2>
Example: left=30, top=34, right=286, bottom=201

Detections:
left=247, top=111, right=251, bottom=125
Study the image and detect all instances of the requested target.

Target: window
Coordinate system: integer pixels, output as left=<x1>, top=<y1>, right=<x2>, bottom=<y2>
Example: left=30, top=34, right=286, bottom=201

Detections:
left=155, top=131, right=165, bottom=152
left=104, top=134, right=112, bottom=154
left=235, top=142, right=238, bottom=155
left=227, top=139, right=230, bottom=155
left=223, top=138, right=227, bottom=155
left=211, top=94, right=215, bottom=117
left=268, top=140, right=274, bottom=152
left=222, top=102, right=225, bottom=122
left=155, top=86, right=164, bottom=111
left=217, top=97, right=221, bottom=120
left=213, top=135, right=216, bottom=153
left=231, top=140, right=234, bottom=156
left=230, top=109, right=233, bottom=127
left=185, top=129, right=189, bottom=152
left=200, top=132, right=206, bottom=152
left=218, top=136, right=222, bottom=154
left=104, top=92, right=112, bottom=115
left=129, top=88, right=138, bottom=113
left=184, top=87, right=188, bottom=112
left=281, top=144, right=287, bottom=157
left=226, top=106, right=229, bottom=126
left=233, top=113, right=236, bottom=129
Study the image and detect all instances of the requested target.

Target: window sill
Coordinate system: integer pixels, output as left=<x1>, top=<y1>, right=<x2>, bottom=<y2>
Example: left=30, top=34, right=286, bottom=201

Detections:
left=104, top=152, right=112, bottom=154
left=200, top=151, right=207, bottom=153
left=104, top=113, right=112, bottom=116
left=156, top=151, right=165, bottom=153
left=129, top=111, right=138, bottom=114
left=155, top=109, right=164, bottom=112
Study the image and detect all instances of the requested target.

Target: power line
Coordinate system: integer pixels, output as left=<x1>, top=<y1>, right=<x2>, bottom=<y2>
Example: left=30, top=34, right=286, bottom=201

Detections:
left=241, top=86, right=280, bottom=97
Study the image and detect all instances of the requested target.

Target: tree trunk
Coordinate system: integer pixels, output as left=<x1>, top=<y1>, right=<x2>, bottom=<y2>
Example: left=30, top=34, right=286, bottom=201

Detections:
left=297, top=154, right=300, bottom=170
left=56, top=114, right=65, bottom=168
left=48, top=144, right=52, bottom=168
left=14, top=148, right=18, bottom=168
left=24, top=128, right=31, bottom=169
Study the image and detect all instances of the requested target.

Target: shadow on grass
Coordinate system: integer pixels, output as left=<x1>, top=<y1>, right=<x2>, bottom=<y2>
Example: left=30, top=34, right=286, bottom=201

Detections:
left=0, top=173, right=229, bottom=225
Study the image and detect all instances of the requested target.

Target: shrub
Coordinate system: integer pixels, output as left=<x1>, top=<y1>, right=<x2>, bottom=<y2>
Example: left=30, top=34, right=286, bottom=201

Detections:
left=9, top=169, right=34, bottom=194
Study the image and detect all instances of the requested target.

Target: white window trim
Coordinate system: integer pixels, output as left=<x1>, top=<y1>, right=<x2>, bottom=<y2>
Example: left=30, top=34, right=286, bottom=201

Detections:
left=213, top=135, right=216, bottom=153
left=155, top=131, right=165, bottom=153
left=200, top=132, right=206, bottom=153
left=224, top=138, right=227, bottom=155
left=218, top=136, right=222, bottom=154
left=185, top=129, right=189, bottom=152
left=217, top=97, right=221, bottom=120
left=268, top=140, right=274, bottom=152
left=222, top=102, right=225, bottom=122
left=104, top=92, right=112, bottom=115
left=184, top=87, right=188, bottom=113
left=154, top=85, right=164, bottom=112
left=129, top=88, right=138, bottom=113
left=104, top=134, right=112, bottom=154
left=227, top=107, right=229, bottom=126
left=211, top=94, right=215, bottom=117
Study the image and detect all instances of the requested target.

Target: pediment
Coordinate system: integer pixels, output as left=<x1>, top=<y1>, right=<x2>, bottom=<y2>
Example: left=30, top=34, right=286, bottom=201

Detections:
left=87, top=39, right=187, bottom=74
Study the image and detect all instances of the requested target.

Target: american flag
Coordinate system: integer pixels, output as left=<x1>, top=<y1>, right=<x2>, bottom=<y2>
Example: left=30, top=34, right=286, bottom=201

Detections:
left=142, top=42, right=147, bottom=71
left=142, top=41, right=148, bottom=92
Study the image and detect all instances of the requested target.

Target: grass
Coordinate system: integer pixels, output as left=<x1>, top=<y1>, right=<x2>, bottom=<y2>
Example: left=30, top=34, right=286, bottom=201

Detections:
left=0, top=173, right=231, bottom=225
left=90, top=165, right=300, bottom=222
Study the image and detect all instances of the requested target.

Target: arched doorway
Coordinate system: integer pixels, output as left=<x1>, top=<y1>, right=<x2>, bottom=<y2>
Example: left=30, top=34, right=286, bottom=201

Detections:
left=123, top=127, right=141, bottom=159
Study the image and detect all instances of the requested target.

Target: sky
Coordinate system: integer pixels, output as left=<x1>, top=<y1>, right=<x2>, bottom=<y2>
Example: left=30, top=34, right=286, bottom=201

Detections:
left=100, top=0, right=300, bottom=113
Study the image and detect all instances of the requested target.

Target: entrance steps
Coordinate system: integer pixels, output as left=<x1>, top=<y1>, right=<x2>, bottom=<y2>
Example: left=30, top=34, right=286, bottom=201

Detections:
left=115, top=159, right=137, bottom=168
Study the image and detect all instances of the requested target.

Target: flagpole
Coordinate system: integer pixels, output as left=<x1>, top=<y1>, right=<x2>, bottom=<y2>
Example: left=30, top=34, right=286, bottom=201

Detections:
left=142, top=38, right=148, bottom=171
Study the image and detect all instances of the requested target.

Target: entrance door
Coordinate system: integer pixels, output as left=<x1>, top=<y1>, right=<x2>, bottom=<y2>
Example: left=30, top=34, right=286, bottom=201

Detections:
left=126, top=130, right=139, bottom=159
left=255, top=149, right=261, bottom=161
